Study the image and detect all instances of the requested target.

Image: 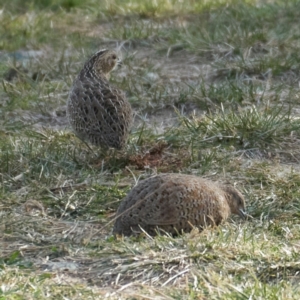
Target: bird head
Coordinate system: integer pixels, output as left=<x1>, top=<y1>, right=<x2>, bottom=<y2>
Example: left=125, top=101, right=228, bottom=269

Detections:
left=85, top=49, right=122, bottom=78
left=223, top=185, right=247, bottom=219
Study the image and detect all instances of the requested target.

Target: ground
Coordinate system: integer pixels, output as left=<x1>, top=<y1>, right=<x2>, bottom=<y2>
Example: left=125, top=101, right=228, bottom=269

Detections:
left=1, top=0, right=300, bottom=299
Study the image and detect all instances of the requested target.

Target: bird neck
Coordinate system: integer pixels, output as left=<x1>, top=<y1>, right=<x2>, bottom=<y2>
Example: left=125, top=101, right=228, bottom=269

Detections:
left=79, top=67, right=108, bottom=82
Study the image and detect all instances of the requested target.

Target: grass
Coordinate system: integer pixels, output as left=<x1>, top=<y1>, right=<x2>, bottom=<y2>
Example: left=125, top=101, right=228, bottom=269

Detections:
left=1, top=0, right=300, bottom=298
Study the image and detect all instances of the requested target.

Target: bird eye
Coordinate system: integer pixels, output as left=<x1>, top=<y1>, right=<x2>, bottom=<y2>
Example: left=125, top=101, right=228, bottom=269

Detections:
left=112, top=54, right=117, bottom=59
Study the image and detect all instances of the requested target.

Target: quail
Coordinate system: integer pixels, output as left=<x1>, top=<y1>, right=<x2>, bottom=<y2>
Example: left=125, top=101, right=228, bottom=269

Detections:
left=113, top=173, right=246, bottom=236
left=67, top=49, right=132, bottom=149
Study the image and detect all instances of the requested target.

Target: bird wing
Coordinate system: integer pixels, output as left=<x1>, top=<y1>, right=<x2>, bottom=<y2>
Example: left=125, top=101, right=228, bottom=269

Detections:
left=138, top=182, right=221, bottom=226
left=143, top=201, right=179, bottom=226
left=135, top=187, right=182, bottom=226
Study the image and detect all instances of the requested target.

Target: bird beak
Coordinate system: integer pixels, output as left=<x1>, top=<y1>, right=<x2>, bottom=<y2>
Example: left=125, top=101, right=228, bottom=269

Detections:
left=238, top=209, right=247, bottom=219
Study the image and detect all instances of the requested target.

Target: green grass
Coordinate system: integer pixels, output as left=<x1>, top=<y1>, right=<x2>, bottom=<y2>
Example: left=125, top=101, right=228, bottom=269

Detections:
left=175, top=105, right=300, bottom=149
left=1, top=0, right=300, bottom=298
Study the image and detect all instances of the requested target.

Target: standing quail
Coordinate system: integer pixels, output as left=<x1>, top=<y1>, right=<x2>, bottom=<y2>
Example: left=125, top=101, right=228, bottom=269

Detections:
left=67, top=49, right=132, bottom=149
left=113, top=173, right=246, bottom=236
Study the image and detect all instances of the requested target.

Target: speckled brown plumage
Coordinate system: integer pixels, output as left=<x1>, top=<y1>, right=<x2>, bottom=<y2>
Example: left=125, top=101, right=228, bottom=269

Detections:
left=113, top=173, right=246, bottom=236
left=67, top=49, right=132, bottom=149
